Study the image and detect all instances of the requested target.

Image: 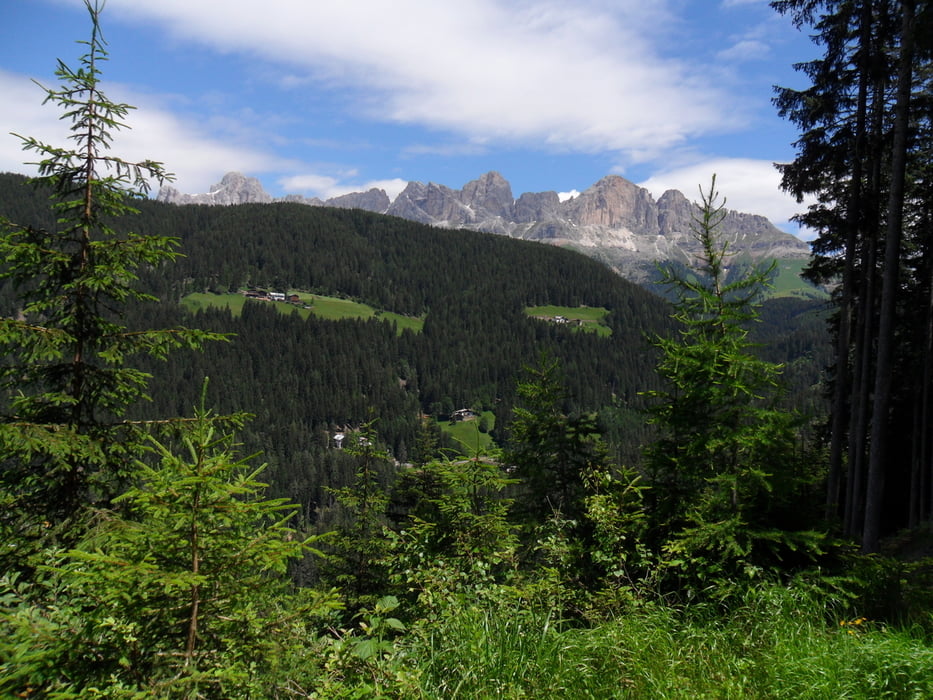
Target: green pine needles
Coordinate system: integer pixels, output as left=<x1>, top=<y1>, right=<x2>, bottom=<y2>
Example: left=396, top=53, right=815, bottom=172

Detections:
left=0, top=5, right=338, bottom=695
left=0, top=0, right=225, bottom=532
left=643, top=176, right=824, bottom=597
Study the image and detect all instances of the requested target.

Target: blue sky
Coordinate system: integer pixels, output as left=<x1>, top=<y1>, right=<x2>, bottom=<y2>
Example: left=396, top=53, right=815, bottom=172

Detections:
left=0, top=0, right=818, bottom=236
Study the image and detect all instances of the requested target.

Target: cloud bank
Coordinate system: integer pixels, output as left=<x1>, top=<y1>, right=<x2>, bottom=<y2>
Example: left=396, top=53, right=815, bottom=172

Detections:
left=102, top=0, right=736, bottom=159
left=639, top=158, right=812, bottom=236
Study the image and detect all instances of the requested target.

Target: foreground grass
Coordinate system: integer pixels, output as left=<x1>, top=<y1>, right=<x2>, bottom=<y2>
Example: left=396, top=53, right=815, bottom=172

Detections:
left=385, top=585, right=932, bottom=699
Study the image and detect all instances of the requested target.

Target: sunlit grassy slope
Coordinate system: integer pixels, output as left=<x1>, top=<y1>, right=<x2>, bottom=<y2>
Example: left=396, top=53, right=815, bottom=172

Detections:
left=524, top=305, right=612, bottom=337
left=181, top=292, right=423, bottom=334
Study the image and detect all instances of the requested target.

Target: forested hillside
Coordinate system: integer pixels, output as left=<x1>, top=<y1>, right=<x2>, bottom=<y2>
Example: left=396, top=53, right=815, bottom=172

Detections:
left=0, top=171, right=829, bottom=524
left=3, top=4, right=931, bottom=694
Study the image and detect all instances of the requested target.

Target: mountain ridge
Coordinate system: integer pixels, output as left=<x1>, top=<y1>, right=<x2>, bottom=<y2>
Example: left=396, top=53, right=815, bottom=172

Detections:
left=158, top=171, right=809, bottom=283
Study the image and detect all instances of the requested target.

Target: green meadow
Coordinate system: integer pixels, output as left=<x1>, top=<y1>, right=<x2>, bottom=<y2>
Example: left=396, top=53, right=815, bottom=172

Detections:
left=524, top=305, right=612, bottom=337
left=768, top=259, right=828, bottom=299
left=438, top=410, right=497, bottom=455
left=181, top=292, right=424, bottom=334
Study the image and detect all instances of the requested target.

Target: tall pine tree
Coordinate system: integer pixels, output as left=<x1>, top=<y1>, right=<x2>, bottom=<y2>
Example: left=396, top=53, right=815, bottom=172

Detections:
left=643, top=177, right=821, bottom=595
left=0, top=0, right=223, bottom=562
left=773, top=0, right=933, bottom=550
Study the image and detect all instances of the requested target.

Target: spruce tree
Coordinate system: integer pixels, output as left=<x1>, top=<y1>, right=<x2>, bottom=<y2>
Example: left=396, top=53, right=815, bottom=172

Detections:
left=1, top=393, right=336, bottom=697
left=773, top=0, right=933, bottom=548
left=643, top=178, right=822, bottom=596
left=505, top=353, right=610, bottom=525
left=0, top=0, right=222, bottom=555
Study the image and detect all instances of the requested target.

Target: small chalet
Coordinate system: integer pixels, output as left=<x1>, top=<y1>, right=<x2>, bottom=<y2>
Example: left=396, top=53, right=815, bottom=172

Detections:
left=450, top=408, right=478, bottom=422
left=332, top=430, right=372, bottom=449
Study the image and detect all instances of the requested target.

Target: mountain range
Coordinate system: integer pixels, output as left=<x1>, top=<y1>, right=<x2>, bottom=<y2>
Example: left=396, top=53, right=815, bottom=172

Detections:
left=158, top=171, right=810, bottom=283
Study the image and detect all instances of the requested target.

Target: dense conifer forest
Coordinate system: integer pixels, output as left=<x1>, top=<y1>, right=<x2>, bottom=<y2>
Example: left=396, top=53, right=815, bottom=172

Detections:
left=2, top=2, right=931, bottom=697
left=0, top=170, right=831, bottom=528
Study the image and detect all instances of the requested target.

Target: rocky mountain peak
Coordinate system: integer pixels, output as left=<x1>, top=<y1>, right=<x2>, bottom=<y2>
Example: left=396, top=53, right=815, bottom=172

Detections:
left=566, top=176, right=659, bottom=234
left=327, top=188, right=390, bottom=213
left=158, top=172, right=272, bottom=206
left=460, top=171, right=514, bottom=219
left=157, top=170, right=809, bottom=284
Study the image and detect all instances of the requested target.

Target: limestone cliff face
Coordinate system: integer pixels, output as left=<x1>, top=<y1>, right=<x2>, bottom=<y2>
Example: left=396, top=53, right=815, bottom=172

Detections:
left=158, top=170, right=809, bottom=283
left=158, top=172, right=272, bottom=206
left=388, top=181, right=471, bottom=225
left=565, top=176, right=659, bottom=235
left=513, top=190, right=562, bottom=223
left=326, top=188, right=390, bottom=213
left=460, top=171, right=514, bottom=220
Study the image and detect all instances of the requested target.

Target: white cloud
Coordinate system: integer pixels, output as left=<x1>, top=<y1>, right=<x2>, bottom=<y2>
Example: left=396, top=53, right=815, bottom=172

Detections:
left=1, top=62, right=402, bottom=203
left=717, top=39, right=771, bottom=62
left=277, top=174, right=340, bottom=196
left=278, top=174, right=409, bottom=201
left=99, top=0, right=736, bottom=159
left=0, top=69, right=294, bottom=195
left=638, top=157, right=813, bottom=237
left=366, top=178, right=410, bottom=201
left=0, top=70, right=61, bottom=176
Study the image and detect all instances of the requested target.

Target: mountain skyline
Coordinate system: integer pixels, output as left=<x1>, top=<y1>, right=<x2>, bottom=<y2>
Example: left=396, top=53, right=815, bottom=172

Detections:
left=159, top=169, right=809, bottom=283
left=1, top=1, right=817, bottom=238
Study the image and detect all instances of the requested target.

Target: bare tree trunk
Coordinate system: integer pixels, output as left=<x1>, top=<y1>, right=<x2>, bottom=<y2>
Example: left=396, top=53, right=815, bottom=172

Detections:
left=918, top=245, right=933, bottom=524
left=864, top=0, right=916, bottom=553
left=845, top=239, right=877, bottom=537
left=827, top=0, right=874, bottom=522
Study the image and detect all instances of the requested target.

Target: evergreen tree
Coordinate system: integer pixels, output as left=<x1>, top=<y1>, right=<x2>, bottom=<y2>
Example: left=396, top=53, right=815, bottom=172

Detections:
left=321, top=422, right=396, bottom=611
left=643, top=178, right=822, bottom=596
left=505, top=354, right=610, bottom=525
left=0, top=0, right=222, bottom=560
left=773, top=0, right=933, bottom=549
left=1, top=395, right=337, bottom=697
left=386, top=448, right=519, bottom=617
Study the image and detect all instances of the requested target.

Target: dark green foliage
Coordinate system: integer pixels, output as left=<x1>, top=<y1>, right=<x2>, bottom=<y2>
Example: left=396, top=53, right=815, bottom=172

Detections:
left=643, top=178, right=824, bottom=597
left=320, top=422, right=397, bottom=611
left=0, top=167, right=831, bottom=528
left=386, top=451, right=520, bottom=622
left=0, top=2, right=223, bottom=549
left=0, top=399, right=339, bottom=698
left=0, top=7, right=333, bottom=695
left=505, top=354, right=612, bottom=525
left=773, top=0, right=933, bottom=548
left=3, top=3, right=929, bottom=696
left=63, top=184, right=673, bottom=521
left=417, top=453, right=517, bottom=566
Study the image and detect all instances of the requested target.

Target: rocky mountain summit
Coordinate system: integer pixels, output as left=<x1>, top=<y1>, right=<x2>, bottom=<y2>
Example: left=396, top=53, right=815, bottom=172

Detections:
left=158, top=171, right=809, bottom=282
left=158, top=172, right=273, bottom=206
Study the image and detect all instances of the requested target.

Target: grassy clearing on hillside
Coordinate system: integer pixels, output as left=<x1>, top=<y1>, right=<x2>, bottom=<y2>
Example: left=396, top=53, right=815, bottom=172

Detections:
left=181, top=292, right=424, bottom=334
left=768, top=259, right=827, bottom=299
left=525, top=305, right=611, bottom=337
left=438, top=411, right=496, bottom=455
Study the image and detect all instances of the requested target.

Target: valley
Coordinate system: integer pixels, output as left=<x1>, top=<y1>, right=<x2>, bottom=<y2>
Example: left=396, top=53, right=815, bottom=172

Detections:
left=3, top=2, right=932, bottom=696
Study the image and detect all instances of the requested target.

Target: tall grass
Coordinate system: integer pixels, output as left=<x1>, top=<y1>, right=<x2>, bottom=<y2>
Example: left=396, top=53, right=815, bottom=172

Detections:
left=398, top=584, right=933, bottom=699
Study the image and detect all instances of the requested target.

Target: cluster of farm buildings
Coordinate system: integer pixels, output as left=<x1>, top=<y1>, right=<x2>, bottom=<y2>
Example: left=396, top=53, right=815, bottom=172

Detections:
left=243, top=289, right=302, bottom=304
